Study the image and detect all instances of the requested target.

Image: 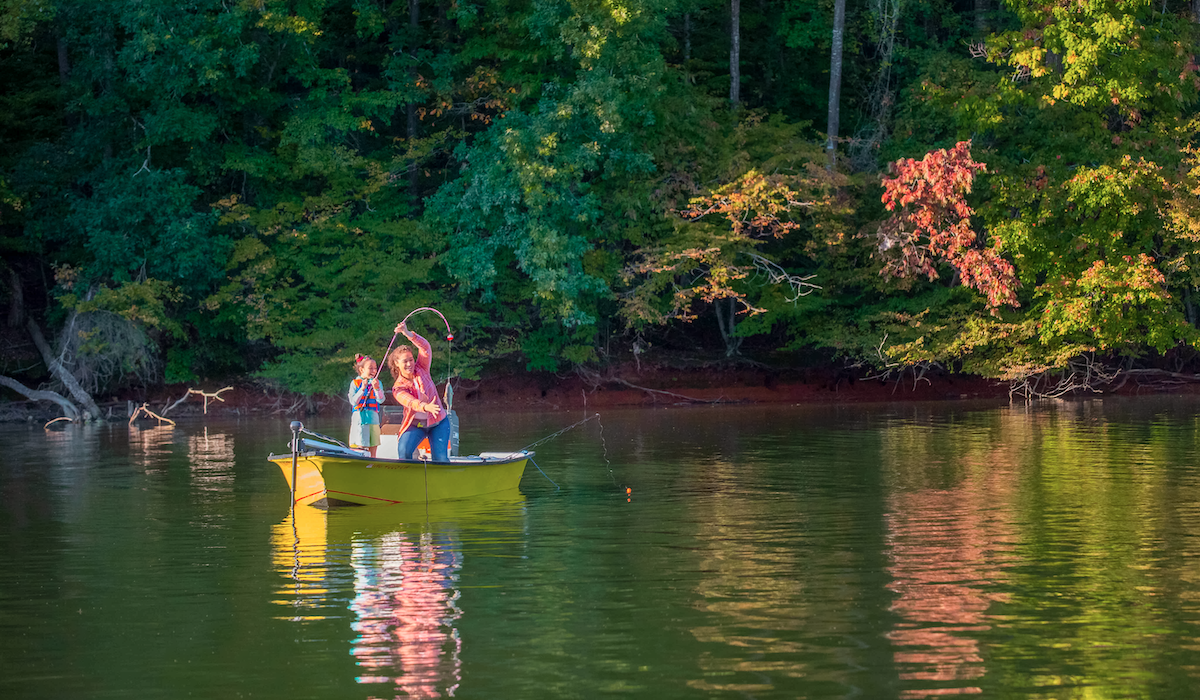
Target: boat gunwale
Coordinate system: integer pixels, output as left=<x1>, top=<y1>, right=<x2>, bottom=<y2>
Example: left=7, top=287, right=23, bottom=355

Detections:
left=267, top=449, right=533, bottom=468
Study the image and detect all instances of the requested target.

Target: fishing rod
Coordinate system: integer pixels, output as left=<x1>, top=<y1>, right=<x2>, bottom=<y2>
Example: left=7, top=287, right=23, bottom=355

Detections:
left=373, top=306, right=456, bottom=406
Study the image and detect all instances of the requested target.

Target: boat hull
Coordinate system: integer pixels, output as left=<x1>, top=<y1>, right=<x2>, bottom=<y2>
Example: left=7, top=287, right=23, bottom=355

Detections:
left=268, top=449, right=532, bottom=507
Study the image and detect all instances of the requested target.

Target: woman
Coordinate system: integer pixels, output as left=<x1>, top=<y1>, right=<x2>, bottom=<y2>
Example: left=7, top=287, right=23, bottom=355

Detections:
left=387, top=321, right=450, bottom=461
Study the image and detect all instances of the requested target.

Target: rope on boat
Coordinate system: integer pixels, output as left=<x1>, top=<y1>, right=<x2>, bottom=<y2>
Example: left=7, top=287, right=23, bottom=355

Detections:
left=529, top=457, right=559, bottom=490
left=518, top=413, right=601, bottom=453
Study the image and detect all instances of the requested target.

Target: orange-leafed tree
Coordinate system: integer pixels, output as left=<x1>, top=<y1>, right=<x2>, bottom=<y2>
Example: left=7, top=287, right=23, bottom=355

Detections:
left=876, top=141, right=1019, bottom=310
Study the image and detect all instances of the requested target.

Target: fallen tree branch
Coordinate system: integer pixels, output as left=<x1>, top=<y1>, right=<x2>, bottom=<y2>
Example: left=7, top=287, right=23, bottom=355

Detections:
left=277, top=396, right=305, bottom=415
left=606, top=376, right=727, bottom=403
left=26, top=316, right=102, bottom=421
left=162, top=390, right=192, bottom=416
left=0, top=374, right=81, bottom=422
left=1003, top=358, right=1200, bottom=401
left=575, top=366, right=726, bottom=404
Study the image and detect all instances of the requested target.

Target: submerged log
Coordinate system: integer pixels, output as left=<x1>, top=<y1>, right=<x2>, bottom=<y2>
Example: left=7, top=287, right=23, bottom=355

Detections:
left=189, top=386, right=233, bottom=414
left=129, top=402, right=176, bottom=427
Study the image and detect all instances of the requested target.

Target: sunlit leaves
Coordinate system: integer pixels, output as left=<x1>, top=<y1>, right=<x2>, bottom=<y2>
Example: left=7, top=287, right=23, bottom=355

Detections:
left=992, top=0, right=1195, bottom=114
left=1161, top=139, right=1200, bottom=291
left=60, top=276, right=184, bottom=336
left=986, top=152, right=1194, bottom=356
left=620, top=114, right=844, bottom=328
left=1038, top=254, right=1188, bottom=352
left=0, top=0, right=54, bottom=48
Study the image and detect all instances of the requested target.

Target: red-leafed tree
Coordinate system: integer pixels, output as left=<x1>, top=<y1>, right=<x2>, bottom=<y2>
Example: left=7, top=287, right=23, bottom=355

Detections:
left=876, top=141, right=1019, bottom=309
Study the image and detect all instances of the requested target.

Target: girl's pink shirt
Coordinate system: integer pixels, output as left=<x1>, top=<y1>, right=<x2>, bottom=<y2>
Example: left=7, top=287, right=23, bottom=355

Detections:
left=391, top=331, right=445, bottom=435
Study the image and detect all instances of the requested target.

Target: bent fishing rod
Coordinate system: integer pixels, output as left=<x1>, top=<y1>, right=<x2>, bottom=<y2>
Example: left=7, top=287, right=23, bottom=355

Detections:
left=372, top=306, right=456, bottom=406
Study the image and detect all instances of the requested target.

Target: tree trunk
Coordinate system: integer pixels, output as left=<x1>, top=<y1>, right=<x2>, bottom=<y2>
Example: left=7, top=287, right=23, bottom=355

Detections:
left=730, top=0, right=740, bottom=107
left=715, top=297, right=743, bottom=357
left=0, top=375, right=81, bottom=422
left=5, top=266, right=23, bottom=328
left=57, top=36, right=71, bottom=84
left=826, top=0, right=846, bottom=170
left=407, top=0, right=421, bottom=211
left=683, top=13, right=691, bottom=63
left=26, top=316, right=102, bottom=421
left=974, top=0, right=988, bottom=33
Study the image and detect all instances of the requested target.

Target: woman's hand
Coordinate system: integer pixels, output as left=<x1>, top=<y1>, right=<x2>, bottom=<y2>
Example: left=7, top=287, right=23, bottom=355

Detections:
left=394, top=321, right=410, bottom=336
left=423, top=402, right=442, bottom=420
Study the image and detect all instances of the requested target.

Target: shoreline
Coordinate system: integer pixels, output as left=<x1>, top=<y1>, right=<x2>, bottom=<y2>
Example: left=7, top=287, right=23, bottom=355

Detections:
left=6, top=365, right=1200, bottom=424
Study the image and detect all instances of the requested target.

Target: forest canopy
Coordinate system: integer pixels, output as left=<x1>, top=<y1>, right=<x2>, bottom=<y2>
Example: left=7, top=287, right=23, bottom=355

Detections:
left=3, top=0, right=1200, bottom=408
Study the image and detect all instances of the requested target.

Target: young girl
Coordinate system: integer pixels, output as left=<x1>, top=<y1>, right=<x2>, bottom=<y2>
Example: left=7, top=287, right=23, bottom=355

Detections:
left=348, top=353, right=384, bottom=457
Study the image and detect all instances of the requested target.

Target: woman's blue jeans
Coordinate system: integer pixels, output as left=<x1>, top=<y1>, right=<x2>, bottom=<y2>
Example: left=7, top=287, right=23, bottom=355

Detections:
left=397, top=417, right=451, bottom=462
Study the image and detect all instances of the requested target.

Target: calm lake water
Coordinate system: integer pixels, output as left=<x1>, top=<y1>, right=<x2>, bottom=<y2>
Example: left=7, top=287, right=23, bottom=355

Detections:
left=4, top=397, right=1200, bottom=698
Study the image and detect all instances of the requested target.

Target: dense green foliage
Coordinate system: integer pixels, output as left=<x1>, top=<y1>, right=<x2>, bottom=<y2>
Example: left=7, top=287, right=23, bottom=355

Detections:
left=3, top=0, right=1200, bottom=399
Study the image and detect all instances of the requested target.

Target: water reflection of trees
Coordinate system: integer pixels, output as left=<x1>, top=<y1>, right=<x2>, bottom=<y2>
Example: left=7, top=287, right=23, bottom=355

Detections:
left=986, top=403, right=1200, bottom=695
left=883, top=409, right=1024, bottom=697
left=128, top=424, right=175, bottom=471
left=686, top=455, right=872, bottom=696
left=883, top=401, right=1200, bottom=697
left=688, top=485, right=802, bottom=691
left=186, top=427, right=235, bottom=495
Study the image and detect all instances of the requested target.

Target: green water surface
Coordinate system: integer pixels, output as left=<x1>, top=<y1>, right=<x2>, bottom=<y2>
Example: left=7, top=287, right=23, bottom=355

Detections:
left=3, top=398, right=1200, bottom=699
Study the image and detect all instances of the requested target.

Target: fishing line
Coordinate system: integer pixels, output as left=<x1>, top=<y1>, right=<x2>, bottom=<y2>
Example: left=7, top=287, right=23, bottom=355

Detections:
left=595, top=413, right=615, bottom=485
left=519, top=413, right=608, bottom=492
left=518, top=412, right=601, bottom=453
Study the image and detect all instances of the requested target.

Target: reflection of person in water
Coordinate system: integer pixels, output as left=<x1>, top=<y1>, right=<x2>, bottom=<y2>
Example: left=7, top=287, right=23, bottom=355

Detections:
left=350, top=531, right=462, bottom=698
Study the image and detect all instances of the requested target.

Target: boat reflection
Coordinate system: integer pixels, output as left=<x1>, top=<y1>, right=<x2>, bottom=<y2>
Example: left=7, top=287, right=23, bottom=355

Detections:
left=271, top=501, right=334, bottom=621
left=271, top=495, right=527, bottom=698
